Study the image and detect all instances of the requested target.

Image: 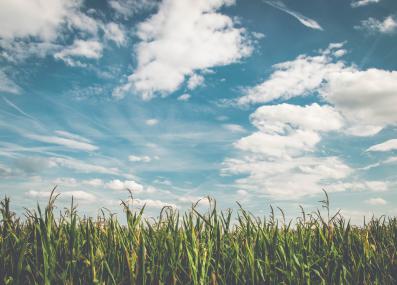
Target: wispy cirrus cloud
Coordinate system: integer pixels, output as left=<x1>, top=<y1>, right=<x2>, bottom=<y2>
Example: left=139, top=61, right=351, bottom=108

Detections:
left=3, top=97, right=36, bottom=120
left=108, top=0, right=157, bottom=19
left=367, top=139, right=397, bottom=152
left=0, top=70, right=21, bottom=94
left=351, top=0, right=381, bottom=8
left=25, top=132, right=98, bottom=152
left=263, top=0, right=323, bottom=30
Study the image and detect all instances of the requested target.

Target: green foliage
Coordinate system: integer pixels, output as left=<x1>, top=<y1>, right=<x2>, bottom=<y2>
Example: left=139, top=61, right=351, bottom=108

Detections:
left=0, top=191, right=396, bottom=284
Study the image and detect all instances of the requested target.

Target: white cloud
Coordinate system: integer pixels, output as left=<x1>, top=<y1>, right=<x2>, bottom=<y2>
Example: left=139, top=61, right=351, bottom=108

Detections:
left=0, top=0, right=78, bottom=41
left=103, top=22, right=126, bottom=46
left=264, top=0, right=323, bottom=30
left=351, top=0, right=381, bottom=7
left=0, top=70, right=21, bottom=94
left=355, top=16, right=397, bottom=34
left=82, top=178, right=103, bottom=187
left=234, top=103, right=343, bottom=158
left=0, top=40, right=60, bottom=63
left=128, top=155, right=152, bottom=162
left=250, top=103, right=344, bottom=134
left=187, top=74, right=205, bottom=90
left=322, top=68, right=397, bottom=129
left=0, top=0, right=101, bottom=43
left=26, top=190, right=96, bottom=202
left=0, top=0, right=130, bottom=66
left=106, top=179, right=144, bottom=192
left=49, top=157, right=120, bottom=175
left=113, top=0, right=252, bottom=99
left=54, top=39, right=103, bottom=67
left=326, top=181, right=389, bottom=192
left=333, top=49, right=347, bottom=57
left=225, top=43, right=397, bottom=199
left=252, top=32, right=265, bottom=39
left=178, top=93, right=191, bottom=101
left=177, top=195, right=210, bottom=206
left=222, top=103, right=352, bottom=199
left=235, top=130, right=320, bottom=158
left=237, top=49, right=346, bottom=105
left=223, top=124, right=246, bottom=133
left=127, top=198, right=177, bottom=209
left=365, top=197, right=387, bottom=205
left=223, top=156, right=352, bottom=199
left=54, top=130, right=91, bottom=143
left=52, top=177, right=78, bottom=186
left=236, top=189, right=248, bottom=197
left=238, top=43, right=397, bottom=136
left=367, top=139, right=397, bottom=152
left=145, top=119, right=159, bottom=126
left=25, top=131, right=98, bottom=151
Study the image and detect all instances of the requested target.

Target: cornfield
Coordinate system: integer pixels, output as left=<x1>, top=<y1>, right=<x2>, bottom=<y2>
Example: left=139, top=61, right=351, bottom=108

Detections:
left=1, top=190, right=396, bottom=284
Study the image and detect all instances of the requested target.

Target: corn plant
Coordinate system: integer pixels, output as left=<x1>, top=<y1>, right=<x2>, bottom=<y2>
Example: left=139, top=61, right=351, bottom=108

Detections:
left=0, top=191, right=396, bottom=284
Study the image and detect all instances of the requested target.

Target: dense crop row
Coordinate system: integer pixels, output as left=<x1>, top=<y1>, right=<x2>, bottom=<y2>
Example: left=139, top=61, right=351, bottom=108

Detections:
left=1, top=190, right=396, bottom=284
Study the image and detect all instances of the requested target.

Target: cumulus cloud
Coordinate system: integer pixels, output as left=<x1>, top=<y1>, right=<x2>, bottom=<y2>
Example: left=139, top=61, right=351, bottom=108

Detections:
left=234, top=103, right=343, bottom=158
left=224, top=43, right=397, bottom=199
left=351, top=0, right=381, bottom=8
left=322, top=68, right=397, bottom=131
left=238, top=43, right=397, bottom=136
left=0, top=0, right=103, bottom=62
left=54, top=39, right=103, bottom=67
left=126, top=198, right=177, bottom=209
left=0, top=0, right=79, bottom=41
left=177, top=93, right=191, bottom=101
left=222, top=103, right=352, bottom=199
left=367, top=139, right=397, bottom=152
left=250, top=103, right=344, bottom=134
left=235, top=130, right=320, bottom=158
left=187, top=74, right=205, bottom=90
left=263, top=0, right=323, bottom=30
left=0, top=0, right=126, bottom=67
left=237, top=47, right=346, bottom=105
left=106, top=179, right=144, bottom=192
left=103, top=22, right=126, bottom=46
left=355, top=16, right=397, bottom=34
left=112, top=0, right=252, bottom=99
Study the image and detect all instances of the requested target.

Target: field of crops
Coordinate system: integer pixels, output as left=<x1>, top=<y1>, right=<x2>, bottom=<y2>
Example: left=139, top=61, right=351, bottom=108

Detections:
left=1, top=191, right=396, bottom=285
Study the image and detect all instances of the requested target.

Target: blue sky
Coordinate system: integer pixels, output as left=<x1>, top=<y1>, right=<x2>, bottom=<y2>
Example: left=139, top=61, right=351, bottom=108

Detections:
left=0, top=0, right=396, bottom=222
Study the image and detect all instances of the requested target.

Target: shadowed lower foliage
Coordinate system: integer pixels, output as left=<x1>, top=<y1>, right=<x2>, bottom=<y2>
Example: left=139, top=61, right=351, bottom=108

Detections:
left=0, top=190, right=396, bottom=285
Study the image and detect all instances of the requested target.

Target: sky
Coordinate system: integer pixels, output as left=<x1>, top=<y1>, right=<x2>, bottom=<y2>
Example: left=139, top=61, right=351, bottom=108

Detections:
left=0, top=0, right=396, bottom=223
